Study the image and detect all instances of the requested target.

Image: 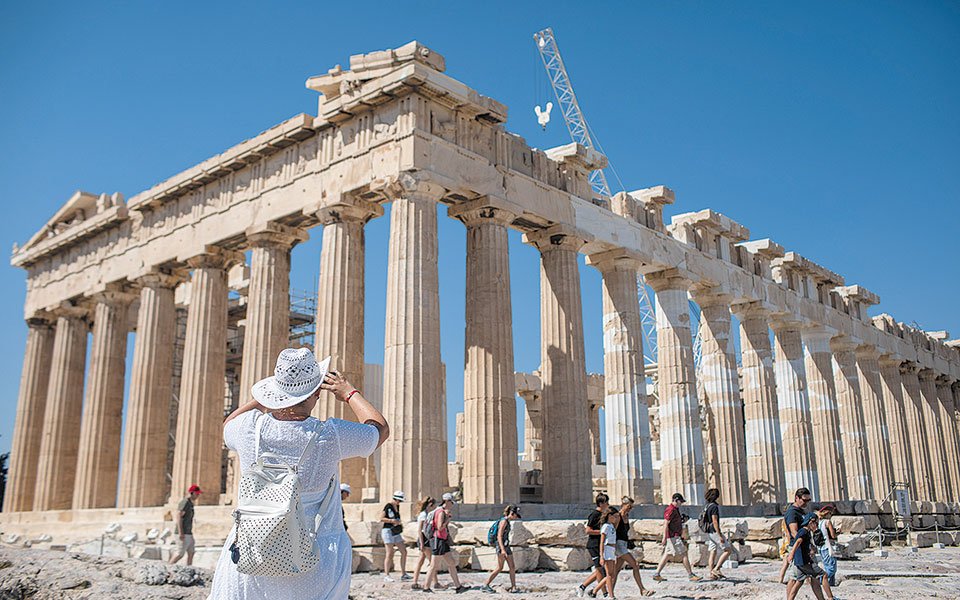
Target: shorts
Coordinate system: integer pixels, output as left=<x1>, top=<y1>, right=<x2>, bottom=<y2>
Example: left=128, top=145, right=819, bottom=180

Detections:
left=818, top=546, right=837, bottom=586
left=431, top=536, right=451, bottom=556
left=615, top=540, right=630, bottom=557
left=706, top=532, right=732, bottom=553
left=664, top=537, right=686, bottom=557
left=418, top=533, right=430, bottom=552
left=787, top=562, right=825, bottom=581
left=602, top=544, right=617, bottom=562
left=497, top=544, right=513, bottom=556
left=587, top=545, right=606, bottom=574
left=382, top=529, right=404, bottom=545
left=177, top=534, right=195, bottom=554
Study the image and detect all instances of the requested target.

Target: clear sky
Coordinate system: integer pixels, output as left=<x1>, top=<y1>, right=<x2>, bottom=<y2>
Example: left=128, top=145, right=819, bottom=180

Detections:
left=0, top=1, right=957, bottom=464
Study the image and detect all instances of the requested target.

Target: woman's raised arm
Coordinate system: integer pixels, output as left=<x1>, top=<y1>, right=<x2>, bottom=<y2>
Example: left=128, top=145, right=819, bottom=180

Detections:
left=321, top=371, right=390, bottom=448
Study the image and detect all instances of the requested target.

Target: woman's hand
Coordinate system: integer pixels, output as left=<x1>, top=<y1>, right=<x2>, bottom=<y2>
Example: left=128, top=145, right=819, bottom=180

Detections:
left=320, top=370, right=355, bottom=402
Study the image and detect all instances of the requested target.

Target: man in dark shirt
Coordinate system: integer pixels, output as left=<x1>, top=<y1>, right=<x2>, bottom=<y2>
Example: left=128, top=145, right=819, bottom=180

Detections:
left=169, top=484, right=201, bottom=565
left=702, top=488, right=733, bottom=579
left=784, top=487, right=812, bottom=542
left=783, top=513, right=826, bottom=599
left=576, top=493, right=609, bottom=597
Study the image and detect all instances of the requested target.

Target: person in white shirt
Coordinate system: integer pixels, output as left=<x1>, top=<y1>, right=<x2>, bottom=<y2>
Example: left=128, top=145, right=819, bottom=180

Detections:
left=590, top=508, right=622, bottom=599
left=411, top=496, right=436, bottom=590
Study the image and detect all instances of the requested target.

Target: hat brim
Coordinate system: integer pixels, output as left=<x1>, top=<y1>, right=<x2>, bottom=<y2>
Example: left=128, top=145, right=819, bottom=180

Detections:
left=251, top=356, right=331, bottom=409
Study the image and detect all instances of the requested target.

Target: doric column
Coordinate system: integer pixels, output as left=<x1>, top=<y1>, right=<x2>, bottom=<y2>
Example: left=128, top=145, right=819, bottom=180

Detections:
left=919, top=369, right=951, bottom=500
left=379, top=186, right=446, bottom=502
left=900, top=363, right=933, bottom=499
left=118, top=271, right=182, bottom=508
left=690, top=291, right=747, bottom=504
left=524, top=227, right=592, bottom=503
left=587, top=254, right=655, bottom=503
left=449, top=202, right=519, bottom=504
left=73, top=288, right=135, bottom=509
left=830, top=337, right=872, bottom=500
left=771, top=320, right=819, bottom=498
left=733, top=302, right=785, bottom=504
left=518, top=389, right=543, bottom=465
left=801, top=326, right=846, bottom=500
left=4, top=317, right=55, bottom=512
left=877, top=356, right=913, bottom=488
left=856, top=346, right=894, bottom=500
left=170, top=248, right=241, bottom=505
left=647, top=270, right=704, bottom=503
left=34, top=307, right=89, bottom=511
left=935, top=377, right=960, bottom=500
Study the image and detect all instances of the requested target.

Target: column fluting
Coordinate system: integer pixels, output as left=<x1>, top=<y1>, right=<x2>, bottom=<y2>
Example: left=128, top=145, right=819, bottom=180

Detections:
left=900, top=363, right=933, bottom=500
left=935, top=377, right=960, bottom=500
left=830, top=337, right=872, bottom=500
left=877, top=356, right=914, bottom=489
left=856, top=346, right=894, bottom=500
left=919, top=369, right=951, bottom=500
left=802, top=326, right=847, bottom=500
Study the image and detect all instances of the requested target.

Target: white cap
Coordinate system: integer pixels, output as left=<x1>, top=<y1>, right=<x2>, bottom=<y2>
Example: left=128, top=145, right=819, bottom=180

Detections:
left=340, top=483, right=351, bottom=494
left=392, top=490, right=406, bottom=501
left=442, top=492, right=456, bottom=503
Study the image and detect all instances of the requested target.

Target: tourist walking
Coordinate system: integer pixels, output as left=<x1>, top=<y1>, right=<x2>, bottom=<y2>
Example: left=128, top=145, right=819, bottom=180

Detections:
left=381, top=490, right=410, bottom=582
left=779, top=487, right=813, bottom=581
left=209, top=348, right=389, bottom=600
left=701, top=488, right=733, bottom=580
left=815, top=505, right=839, bottom=599
left=615, top=497, right=653, bottom=596
left=782, top=513, right=827, bottom=600
left=423, top=492, right=469, bottom=593
left=590, top=507, right=622, bottom=599
left=576, top=493, right=610, bottom=597
left=340, top=483, right=351, bottom=531
left=652, top=493, right=702, bottom=583
left=481, top=504, right=522, bottom=593
left=411, top=496, right=436, bottom=590
left=169, top=484, right=201, bottom=566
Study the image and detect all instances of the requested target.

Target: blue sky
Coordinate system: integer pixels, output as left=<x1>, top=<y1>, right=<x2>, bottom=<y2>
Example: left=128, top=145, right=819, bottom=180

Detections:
left=0, top=1, right=958, bottom=464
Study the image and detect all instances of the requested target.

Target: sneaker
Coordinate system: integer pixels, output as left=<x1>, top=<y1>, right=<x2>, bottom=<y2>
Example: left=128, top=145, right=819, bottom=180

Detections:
left=411, top=584, right=422, bottom=590
left=481, top=585, right=496, bottom=593
left=383, top=576, right=395, bottom=583
left=421, top=589, right=434, bottom=594
left=587, top=589, right=598, bottom=598
left=652, top=574, right=665, bottom=582
left=401, top=574, right=413, bottom=581
left=689, top=574, right=702, bottom=582
left=576, top=585, right=586, bottom=597
left=455, top=586, right=470, bottom=594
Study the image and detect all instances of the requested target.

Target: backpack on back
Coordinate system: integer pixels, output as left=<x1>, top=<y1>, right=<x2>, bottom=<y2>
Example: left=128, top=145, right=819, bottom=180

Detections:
left=229, top=415, right=333, bottom=577
left=487, top=519, right=502, bottom=546
left=422, top=507, right=439, bottom=541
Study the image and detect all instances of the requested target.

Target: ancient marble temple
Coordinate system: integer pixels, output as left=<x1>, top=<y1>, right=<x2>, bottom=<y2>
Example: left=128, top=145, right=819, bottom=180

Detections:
left=5, top=42, right=960, bottom=521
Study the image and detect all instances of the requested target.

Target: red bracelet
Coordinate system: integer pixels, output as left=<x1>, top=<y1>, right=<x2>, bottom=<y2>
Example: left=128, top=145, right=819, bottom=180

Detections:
left=344, top=389, right=360, bottom=402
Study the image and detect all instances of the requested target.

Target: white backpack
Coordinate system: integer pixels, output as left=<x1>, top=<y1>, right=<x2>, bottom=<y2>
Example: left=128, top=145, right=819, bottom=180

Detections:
left=229, top=415, right=335, bottom=577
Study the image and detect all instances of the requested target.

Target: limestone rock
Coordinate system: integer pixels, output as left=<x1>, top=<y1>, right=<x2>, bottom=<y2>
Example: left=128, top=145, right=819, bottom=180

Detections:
left=524, top=520, right=587, bottom=547
left=743, top=517, right=783, bottom=540
left=744, top=539, right=781, bottom=559
left=538, top=546, right=593, bottom=571
left=733, top=541, right=753, bottom=562
left=349, top=521, right=385, bottom=546
left=832, top=516, right=867, bottom=534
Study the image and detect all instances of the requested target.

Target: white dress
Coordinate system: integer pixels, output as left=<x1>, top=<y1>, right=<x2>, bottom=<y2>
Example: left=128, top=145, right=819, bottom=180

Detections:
left=209, top=410, right=379, bottom=600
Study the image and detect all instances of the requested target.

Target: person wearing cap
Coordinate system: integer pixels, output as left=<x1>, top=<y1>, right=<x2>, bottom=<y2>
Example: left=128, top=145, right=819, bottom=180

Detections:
left=814, top=505, right=839, bottom=599
left=782, top=513, right=827, bottom=600
left=576, top=492, right=610, bottom=597
left=381, top=490, right=410, bottom=582
left=652, top=493, right=702, bottom=583
left=340, top=484, right=351, bottom=531
left=480, top=504, right=522, bottom=593
left=209, top=348, right=389, bottom=600
left=423, top=492, right=469, bottom=593
left=169, top=484, right=201, bottom=565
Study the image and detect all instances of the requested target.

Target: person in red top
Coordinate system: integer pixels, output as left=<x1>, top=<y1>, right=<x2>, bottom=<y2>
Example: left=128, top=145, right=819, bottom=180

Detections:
left=652, top=493, right=702, bottom=583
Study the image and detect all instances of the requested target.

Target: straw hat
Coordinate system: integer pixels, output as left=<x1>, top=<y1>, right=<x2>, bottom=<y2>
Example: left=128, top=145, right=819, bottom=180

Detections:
left=251, top=348, right=331, bottom=410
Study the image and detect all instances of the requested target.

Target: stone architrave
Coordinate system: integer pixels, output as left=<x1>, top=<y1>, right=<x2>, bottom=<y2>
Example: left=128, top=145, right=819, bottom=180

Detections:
left=935, top=377, right=960, bottom=498
left=877, top=356, right=913, bottom=488
left=919, top=369, right=952, bottom=500
left=170, top=248, right=242, bottom=505
left=830, top=337, right=872, bottom=500
left=733, top=302, right=786, bottom=504
left=900, top=363, right=933, bottom=500
left=590, top=253, right=654, bottom=503
left=771, top=320, right=819, bottom=498
left=73, top=288, right=135, bottom=509
left=4, top=317, right=55, bottom=512
left=855, top=346, right=894, bottom=500
left=34, top=308, right=89, bottom=511
left=449, top=202, right=519, bottom=504
left=524, top=227, right=592, bottom=503
left=379, top=186, right=447, bottom=502
left=118, top=271, right=182, bottom=508
left=647, top=269, right=705, bottom=503
left=801, top=326, right=846, bottom=500
left=691, top=291, right=747, bottom=505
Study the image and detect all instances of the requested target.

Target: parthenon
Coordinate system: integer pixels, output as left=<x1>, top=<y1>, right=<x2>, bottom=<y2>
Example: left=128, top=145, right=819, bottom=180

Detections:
left=4, top=40, right=960, bottom=530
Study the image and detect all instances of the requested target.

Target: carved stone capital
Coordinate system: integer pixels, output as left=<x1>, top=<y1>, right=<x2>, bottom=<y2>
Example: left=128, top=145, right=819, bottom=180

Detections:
left=88, top=284, right=138, bottom=307
left=917, top=368, right=938, bottom=382
left=854, top=344, right=881, bottom=360
left=26, top=312, right=55, bottom=328
left=690, top=289, right=733, bottom=310
left=769, top=316, right=806, bottom=333
left=311, top=195, right=383, bottom=226
left=137, top=268, right=188, bottom=290
left=899, top=361, right=921, bottom=376
left=829, top=335, right=859, bottom=353
left=877, top=354, right=902, bottom=368
left=245, top=223, right=309, bottom=249
left=447, top=199, right=517, bottom=228
left=49, top=300, right=92, bottom=322
left=584, top=248, right=642, bottom=273
left=522, top=225, right=591, bottom=254
left=185, top=246, right=245, bottom=271
left=644, top=268, right=692, bottom=293
left=935, top=374, right=955, bottom=387
left=730, top=300, right=771, bottom=319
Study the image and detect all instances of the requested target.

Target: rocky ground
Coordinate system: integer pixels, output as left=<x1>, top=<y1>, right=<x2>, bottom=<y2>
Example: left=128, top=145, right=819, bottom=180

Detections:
left=1, top=545, right=958, bottom=599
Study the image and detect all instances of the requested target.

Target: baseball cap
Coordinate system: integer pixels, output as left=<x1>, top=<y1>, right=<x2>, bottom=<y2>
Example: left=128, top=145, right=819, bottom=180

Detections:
left=340, top=483, right=352, bottom=494
left=801, top=513, right=818, bottom=526
left=507, top=504, right=522, bottom=518
left=671, top=493, right=685, bottom=503
left=442, top=492, right=456, bottom=503
left=392, top=490, right=406, bottom=501
left=188, top=484, right=202, bottom=494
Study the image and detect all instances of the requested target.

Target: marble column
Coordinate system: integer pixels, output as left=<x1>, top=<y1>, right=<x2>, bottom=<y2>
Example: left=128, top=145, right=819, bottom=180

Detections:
left=692, top=292, right=747, bottom=504
left=118, top=272, right=181, bottom=508
left=73, top=289, right=135, bottom=509
left=525, top=228, right=592, bottom=503
left=802, top=326, right=846, bottom=500
left=591, top=255, right=654, bottom=503
left=919, top=369, right=951, bottom=500
left=856, top=346, right=894, bottom=500
left=771, top=321, right=819, bottom=498
left=936, top=377, right=960, bottom=500
left=648, top=270, right=704, bottom=503
left=170, top=248, right=240, bottom=505
left=4, top=317, right=55, bottom=512
left=518, top=390, right=543, bottom=465
left=34, top=309, right=89, bottom=511
left=589, top=402, right=602, bottom=466
left=877, top=356, right=914, bottom=488
left=450, top=203, right=519, bottom=504
left=379, top=190, right=446, bottom=502
left=830, top=337, right=872, bottom=500
left=900, top=363, right=933, bottom=500
left=734, top=303, right=786, bottom=504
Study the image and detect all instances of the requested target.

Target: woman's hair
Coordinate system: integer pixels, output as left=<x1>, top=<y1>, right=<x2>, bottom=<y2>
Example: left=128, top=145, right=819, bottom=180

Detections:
left=705, top=488, right=721, bottom=503
left=418, top=497, right=435, bottom=513
left=621, top=496, right=635, bottom=507
left=816, top=506, right=834, bottom=519
left=503, top=504, right=519, bottom=517
left=601, top=507, right=620, bottom=524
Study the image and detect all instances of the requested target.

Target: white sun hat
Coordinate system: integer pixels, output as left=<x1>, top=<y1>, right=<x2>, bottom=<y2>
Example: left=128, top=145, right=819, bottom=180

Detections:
left=251, top=348, right=332, bottom=410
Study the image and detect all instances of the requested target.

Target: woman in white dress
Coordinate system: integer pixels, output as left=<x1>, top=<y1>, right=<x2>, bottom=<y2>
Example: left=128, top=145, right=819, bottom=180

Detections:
left=209, top=348, right=389, bottom=600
